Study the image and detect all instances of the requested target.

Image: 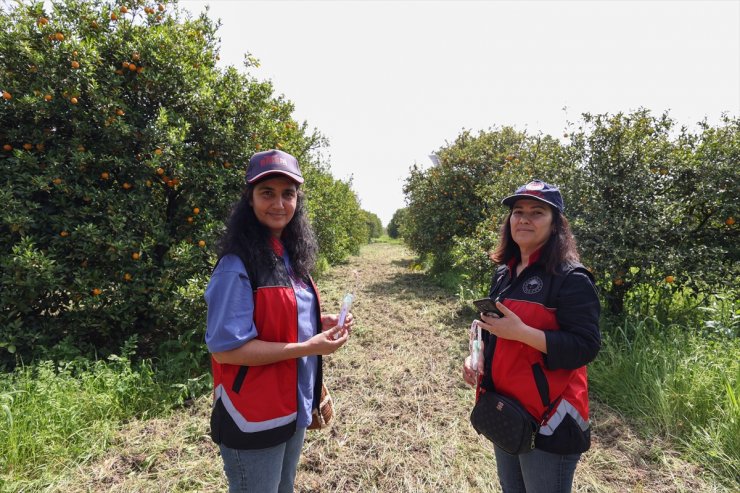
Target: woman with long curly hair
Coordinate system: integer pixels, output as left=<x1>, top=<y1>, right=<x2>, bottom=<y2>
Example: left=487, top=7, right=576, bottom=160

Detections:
left=205, top=149, right=352, bottom=492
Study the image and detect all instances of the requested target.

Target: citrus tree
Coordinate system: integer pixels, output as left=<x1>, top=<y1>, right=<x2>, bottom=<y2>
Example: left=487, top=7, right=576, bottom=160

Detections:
left=0, top=0, right=368, bottom=367
left=401, top=111, right=738, bottom=319
left=387, top=207, right=407, bottom=239
left=362, top=209, right=383, bottom=241
left=564, top=111, right=739, bottom=316
left=403, top=127, right=566, bottom=285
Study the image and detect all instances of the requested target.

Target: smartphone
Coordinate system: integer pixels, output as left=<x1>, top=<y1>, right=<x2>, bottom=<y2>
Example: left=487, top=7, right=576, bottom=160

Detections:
left=473, top=298, right=504, bottom=317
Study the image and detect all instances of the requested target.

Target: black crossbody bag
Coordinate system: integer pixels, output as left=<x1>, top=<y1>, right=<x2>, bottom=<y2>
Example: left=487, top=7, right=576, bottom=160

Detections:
left=470, top=390, right=554, bottom=455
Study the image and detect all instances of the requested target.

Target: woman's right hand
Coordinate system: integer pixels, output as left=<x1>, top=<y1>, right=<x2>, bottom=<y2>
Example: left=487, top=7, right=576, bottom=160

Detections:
left=307, top=325, right=349, bottom=355
left=462, top=355, right=478, bottom=388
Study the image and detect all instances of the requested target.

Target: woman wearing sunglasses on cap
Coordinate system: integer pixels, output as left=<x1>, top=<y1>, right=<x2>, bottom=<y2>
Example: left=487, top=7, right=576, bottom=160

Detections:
left=204, top=149, right=353, bottom=493
left=462, top=180, right=601, bottom=493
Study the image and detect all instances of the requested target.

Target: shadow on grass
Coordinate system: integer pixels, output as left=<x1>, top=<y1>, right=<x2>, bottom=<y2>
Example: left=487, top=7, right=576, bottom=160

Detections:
left=390, top=258, right=414, bottom=269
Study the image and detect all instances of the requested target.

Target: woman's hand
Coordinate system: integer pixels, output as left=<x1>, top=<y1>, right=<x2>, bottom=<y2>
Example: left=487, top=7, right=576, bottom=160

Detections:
left=478, top=302, right=525, bottom=340
left=321, top=312, right=355, bottom=332
left=462, top=355, right=478, bottom=388
left=478, top=302, right=547, bottom=353
left=307, top=325, right=349, bottom=355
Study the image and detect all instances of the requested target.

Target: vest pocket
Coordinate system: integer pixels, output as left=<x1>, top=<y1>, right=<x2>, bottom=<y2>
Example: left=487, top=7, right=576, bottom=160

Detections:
left=232, top=366, right=249, bottom=393
left=531, top=363, right=551, bottom=407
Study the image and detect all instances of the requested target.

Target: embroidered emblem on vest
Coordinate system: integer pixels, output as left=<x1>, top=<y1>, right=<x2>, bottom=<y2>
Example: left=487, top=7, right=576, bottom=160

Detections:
left=523, top=276, right=544, bottom=294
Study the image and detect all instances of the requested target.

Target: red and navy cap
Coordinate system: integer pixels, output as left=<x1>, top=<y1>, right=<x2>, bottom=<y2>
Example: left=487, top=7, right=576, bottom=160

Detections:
left=246, top=149, right=304, bottom=184
left=501, top=180, right=565, bottom=213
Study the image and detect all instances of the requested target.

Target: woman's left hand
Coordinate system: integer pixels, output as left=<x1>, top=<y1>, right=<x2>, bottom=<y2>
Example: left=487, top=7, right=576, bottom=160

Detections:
left=321, top=312, right=355, bottom=332
left=478, top=302, right=525, bottom=341
left=478, top=302, right=547, bottom=352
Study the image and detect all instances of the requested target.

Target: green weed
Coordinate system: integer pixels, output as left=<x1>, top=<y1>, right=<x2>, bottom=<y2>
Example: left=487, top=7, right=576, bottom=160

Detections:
left=0, top=339, right=185, bottom=486
left=591, top=317, right=740, bottom=485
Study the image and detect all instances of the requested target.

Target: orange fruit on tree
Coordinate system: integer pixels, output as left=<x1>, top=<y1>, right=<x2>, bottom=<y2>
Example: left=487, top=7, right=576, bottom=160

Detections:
left=726, top=217, right=736, bottom=226
left=2, top=91, right=11, bottom=100
left=55, top=32, right=64, bottom=41
left=116, top=108, right=125, bottom=116
left=70, top=97, right=78, bottom=104
left=123, top=273, right=132, bottom=281
left=60, top=230, right=69, bottom=237
left=71, top=60, right=80, bottom=69
left=52, top=178, right=62, bottom=185
left=223, top=161, right=232, bottom=168
left=156, top=167, right=164, bottom=175
left=132, top=52, right=140, bottom=61
left=115, top=69, right=124, bottom=75
left=122, top=182, right=132, bottom=190
left=120, top=6, right=128, bottom=13
left=132, top=252, right=140, bottom=260
left=44, top=94, right=52, bottom=101
left=2, top=144, right=12, bottom=151
left=158, top=3, right=165, bottom=11
left=613, top=278, right=623, bottom=286
left=100, top=172, right=109, bottom=180
left=23, top=143, right=33, bottom=151
left=92, top=288, right=102, bottom=296
left=145, top=179, right=152, bottom=187
left=111, top=12, right=118, bottom=21
left=193, top=207, right=200, bottom=215
left=37, top=16, right=49, bottom=26
left=136, top=66, right=144, bottom=74
left=665, top=275, right=675, bottom=283
left=128, top=63, right=137, bottom=71
left=77, top=145, right=85, bottom=151
left=198, top=240, right=206, bottom=248
left=72, top=50, right=78, bottom=57
left=187, top=216, right=194, bottom=223
left=154, top=148, right=162, bottom=155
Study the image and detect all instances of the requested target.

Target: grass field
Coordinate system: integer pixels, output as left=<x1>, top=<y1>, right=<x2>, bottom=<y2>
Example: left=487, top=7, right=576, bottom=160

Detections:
left=1, top=242, right=735, bottom=492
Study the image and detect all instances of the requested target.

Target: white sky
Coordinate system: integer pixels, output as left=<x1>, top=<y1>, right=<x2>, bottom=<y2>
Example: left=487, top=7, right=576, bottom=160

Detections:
left=180, top=0, right=740, bottom=225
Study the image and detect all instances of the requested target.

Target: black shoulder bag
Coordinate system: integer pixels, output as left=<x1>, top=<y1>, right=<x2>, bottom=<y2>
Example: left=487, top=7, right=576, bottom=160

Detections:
left=470, top=389, right=556, bottom=455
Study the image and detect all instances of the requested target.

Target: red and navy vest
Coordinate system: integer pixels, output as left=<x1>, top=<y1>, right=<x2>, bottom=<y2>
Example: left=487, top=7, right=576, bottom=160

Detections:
left=209, top=245, right=323, bottom=450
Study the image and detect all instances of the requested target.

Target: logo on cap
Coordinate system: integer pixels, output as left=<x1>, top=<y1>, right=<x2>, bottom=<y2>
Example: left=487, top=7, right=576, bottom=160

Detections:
left=525, top=181, right=545, bottom=191
left=259, top=155, right=288, bottom=168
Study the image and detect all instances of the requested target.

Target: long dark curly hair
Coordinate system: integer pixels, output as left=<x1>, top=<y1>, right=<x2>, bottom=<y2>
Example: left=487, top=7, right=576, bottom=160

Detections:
left=216, top=180, right=318, bottom=279
left=491, top=206, right=580, bottom=274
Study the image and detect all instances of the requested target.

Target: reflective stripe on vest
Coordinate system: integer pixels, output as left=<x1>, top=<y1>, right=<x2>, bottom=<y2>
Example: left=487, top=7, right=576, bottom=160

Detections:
left=214, top=383, right=297, bottom=433
left=538, top=397, right=589, bottom=436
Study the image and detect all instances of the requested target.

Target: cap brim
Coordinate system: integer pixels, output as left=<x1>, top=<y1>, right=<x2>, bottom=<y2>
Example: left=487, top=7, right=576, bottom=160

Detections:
left=247, top=170, right=304, bottom=184
left=501, top=193, right=559, bottom=211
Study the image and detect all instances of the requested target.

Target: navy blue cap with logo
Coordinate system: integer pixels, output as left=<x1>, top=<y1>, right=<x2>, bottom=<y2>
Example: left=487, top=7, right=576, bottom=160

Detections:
left=246, top=149, right=304, bottom=185
left=501, top=180, right=565, bottom=213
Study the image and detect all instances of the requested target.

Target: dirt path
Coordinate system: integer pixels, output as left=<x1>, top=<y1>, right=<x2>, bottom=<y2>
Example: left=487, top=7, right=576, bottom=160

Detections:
left=51, top=242, right=726, bottom=492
